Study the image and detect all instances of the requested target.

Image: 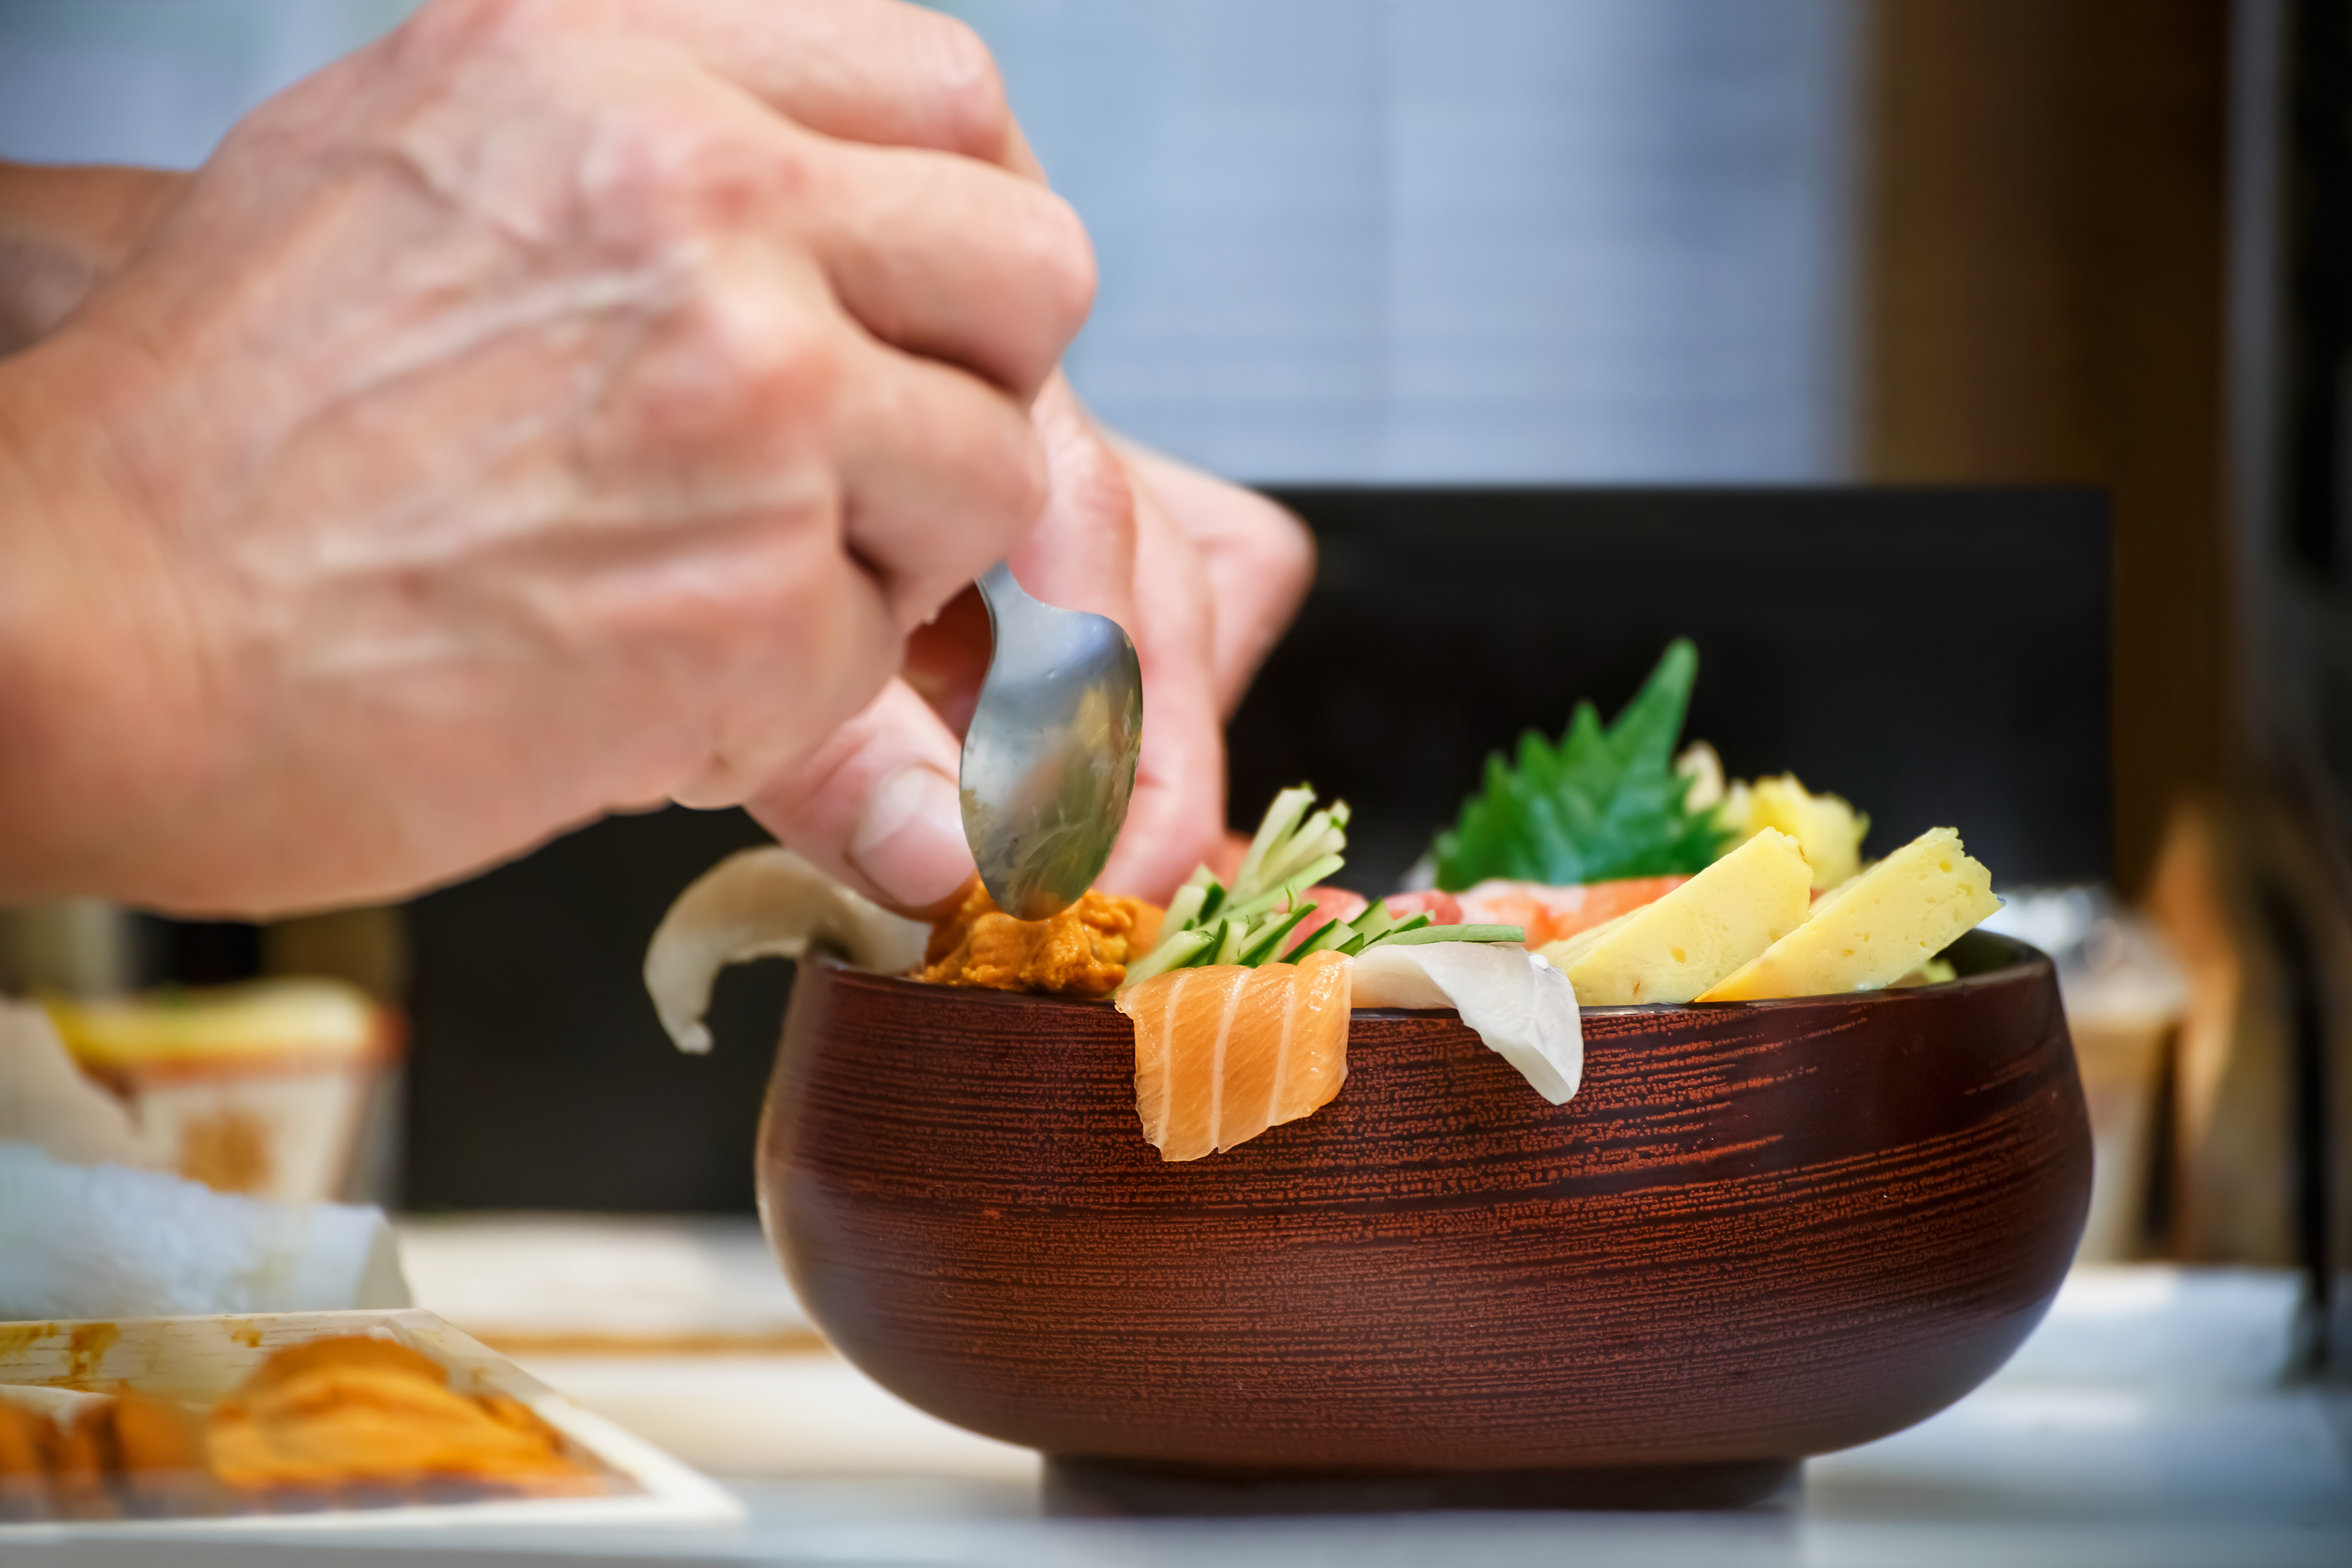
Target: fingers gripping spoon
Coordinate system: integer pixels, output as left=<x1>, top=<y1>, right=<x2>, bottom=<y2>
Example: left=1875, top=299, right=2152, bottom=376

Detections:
left=959, top=561, right=1144, bottom=921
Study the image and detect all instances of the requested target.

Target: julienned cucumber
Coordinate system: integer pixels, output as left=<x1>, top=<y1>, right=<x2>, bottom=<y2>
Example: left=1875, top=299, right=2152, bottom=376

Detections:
left=1358, top=924, right=1524, bottom=948
left=1124, top=786, right=1525, bottom=986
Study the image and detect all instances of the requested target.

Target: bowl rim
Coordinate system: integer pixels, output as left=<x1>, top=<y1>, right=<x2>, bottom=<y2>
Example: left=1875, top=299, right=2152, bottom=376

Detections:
left=812, top=928, right=2052, bottom=1021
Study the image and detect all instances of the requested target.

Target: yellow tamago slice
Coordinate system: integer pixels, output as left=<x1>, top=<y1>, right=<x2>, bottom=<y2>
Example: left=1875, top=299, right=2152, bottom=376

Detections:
left=1542, top=828, right=1812, bottom=1005
left=1716, top=773, right=1867, bottom=890
left=1539, top=908, right=1636, bottom=974
left=1696, top=827, right=2000, bottom=1002
left=1749, top=775, right=1867, bottom=889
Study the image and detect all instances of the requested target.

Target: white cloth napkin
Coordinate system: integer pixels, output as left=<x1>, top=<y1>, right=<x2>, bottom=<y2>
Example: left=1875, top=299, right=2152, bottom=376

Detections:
left=0, top=996, right=152, bottom=1168
left=1, top=991, right=410, bottom=1320
left=0, top=1140, right=411, bottom=1320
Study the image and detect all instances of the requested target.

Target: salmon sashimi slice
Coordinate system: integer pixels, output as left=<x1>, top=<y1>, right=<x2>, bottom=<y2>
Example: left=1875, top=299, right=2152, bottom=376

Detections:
left=1454, top=875, right=1688, bottom=948
left=1117, top=948, right=1352, bottom=1162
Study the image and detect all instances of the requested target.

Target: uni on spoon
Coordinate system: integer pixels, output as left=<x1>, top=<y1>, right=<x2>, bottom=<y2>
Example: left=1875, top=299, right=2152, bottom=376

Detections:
left=958, top=561, right=1143, bottom=921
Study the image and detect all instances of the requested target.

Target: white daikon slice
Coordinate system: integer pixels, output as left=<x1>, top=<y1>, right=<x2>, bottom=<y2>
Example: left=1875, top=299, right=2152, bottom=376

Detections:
left=1350, top=941, right=1583, bottom=1104
left=643, top=848, right=927, bottom=1054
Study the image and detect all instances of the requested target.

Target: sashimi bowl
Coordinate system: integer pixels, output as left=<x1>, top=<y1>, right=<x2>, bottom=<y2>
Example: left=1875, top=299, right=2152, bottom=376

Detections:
left=751, top=927, right=2090, bottom=1513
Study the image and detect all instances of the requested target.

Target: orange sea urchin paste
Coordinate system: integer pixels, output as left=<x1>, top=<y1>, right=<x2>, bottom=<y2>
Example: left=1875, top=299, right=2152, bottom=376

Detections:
left=919, top=882, right=1164, bottom=999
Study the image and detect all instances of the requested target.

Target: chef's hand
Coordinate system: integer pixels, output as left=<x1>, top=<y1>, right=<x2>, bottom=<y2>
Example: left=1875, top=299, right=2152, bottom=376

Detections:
left=0, top=161, right=185, bottom=355
left=0, top=0, right=1093, bottom=914
left=747, top=375, right=1313, bottom=911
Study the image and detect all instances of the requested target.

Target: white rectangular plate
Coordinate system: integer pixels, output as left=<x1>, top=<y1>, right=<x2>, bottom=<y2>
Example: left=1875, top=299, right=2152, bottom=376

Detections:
left=0, top=1307, right=743, bottom=1535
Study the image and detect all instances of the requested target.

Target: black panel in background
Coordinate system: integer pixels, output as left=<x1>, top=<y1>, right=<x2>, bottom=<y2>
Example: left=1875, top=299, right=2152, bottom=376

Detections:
left=2283, top=0, right=2352, bottom=581
left=1231, top=488, right=2111, bottom=895
left=401, top=807, right=786, bottom=1214
left=128, top=916, right=262, bottom=988
left=399, top=486, right=2107, bottom=1213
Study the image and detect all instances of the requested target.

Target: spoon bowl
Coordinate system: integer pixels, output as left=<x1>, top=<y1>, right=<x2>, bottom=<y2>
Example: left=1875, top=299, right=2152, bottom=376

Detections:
left=958, top=561, right=1144, bottom=921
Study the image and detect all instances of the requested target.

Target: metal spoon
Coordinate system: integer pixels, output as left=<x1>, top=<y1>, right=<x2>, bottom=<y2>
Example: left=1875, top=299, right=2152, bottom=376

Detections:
left=958, top=561, right=1143, bottom=920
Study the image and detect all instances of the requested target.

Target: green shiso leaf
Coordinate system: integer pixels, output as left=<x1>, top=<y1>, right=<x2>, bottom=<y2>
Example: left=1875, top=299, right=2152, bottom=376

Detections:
left=1429, top=638, right=1733, bottom=891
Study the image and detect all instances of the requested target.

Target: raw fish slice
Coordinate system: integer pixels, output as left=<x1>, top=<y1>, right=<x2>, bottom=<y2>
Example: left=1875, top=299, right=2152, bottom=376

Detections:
left=1379, top=889, right=1464, bottom=925
left=1275, top=885, right=1368, bottom=954
left=1119, top=950, right=1351, bottom=1162
left=1208, top=966, right=1292, bottom=1150
left=1267, top=950, right=1351, bottom=1125
left=1131, top=965, right=1245, bottom=1162
left=1455, top=876, right=1687, bottom=948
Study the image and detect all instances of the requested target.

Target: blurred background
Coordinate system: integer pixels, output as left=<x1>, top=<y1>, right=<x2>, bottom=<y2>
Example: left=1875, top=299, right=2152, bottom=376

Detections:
left=0, top=0, right=2343, bottom=1373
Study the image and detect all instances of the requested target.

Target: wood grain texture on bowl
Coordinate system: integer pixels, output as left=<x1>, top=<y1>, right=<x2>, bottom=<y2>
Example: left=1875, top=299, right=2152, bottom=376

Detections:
left=756, top=931, right=2089, bottom=1483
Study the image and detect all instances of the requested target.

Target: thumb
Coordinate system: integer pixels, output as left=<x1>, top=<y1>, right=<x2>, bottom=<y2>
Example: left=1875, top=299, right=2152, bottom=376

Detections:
left=742, top=677, right=975, bottom=918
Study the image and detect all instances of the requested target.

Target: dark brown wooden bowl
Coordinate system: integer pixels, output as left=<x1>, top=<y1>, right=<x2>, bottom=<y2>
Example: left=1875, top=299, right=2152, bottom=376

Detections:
left=756, top=930, right=2089, bottom=1513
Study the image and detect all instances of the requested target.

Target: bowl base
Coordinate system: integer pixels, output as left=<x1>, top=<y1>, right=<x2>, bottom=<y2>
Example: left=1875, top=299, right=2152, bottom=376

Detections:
left=1043, top=1455, right=1803, bottom=1516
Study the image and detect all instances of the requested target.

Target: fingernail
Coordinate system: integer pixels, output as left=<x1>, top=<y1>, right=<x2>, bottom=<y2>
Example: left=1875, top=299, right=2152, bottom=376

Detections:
left=848, top=764, right=973, bottom=911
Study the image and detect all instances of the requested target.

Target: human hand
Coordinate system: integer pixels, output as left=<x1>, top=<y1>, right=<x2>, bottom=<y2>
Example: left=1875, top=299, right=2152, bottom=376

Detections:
left=747, top=375, right=1312, bottom=911
left=0, top=0, right=1091, bottom=914
left=1112, top=437, right=1317, bottom=725
left=0, top=161, right=187, bottom=355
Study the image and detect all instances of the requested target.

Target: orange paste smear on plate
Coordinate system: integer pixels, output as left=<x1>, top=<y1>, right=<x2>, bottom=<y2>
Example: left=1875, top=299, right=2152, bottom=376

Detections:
left=208, top=1336, right=590, bottom=1493
left=0, top=1333, right=599, bottom=1521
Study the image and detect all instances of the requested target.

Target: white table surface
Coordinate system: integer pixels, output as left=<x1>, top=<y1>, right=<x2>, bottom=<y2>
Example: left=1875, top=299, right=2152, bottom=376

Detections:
left=13, top=1243, right=2350, bottom=1567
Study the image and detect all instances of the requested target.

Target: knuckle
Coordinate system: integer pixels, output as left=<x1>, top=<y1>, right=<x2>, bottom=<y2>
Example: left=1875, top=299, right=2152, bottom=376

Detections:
left=589, top=110, right=803, bottom=238
left=689, top=272, right=853, bottom=423
left=904, top=11, right=1013, bottom=156
left=746, top=305, right=851, bottom=419
left=610, top=253, right=851, bottom=456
